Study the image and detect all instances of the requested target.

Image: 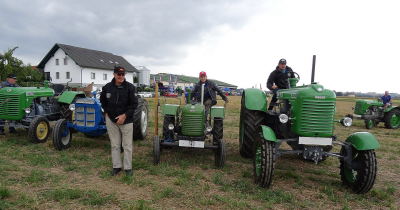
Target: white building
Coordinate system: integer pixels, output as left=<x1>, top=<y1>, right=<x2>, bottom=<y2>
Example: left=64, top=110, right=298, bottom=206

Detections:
left=38, top=43, right=142, bottom=90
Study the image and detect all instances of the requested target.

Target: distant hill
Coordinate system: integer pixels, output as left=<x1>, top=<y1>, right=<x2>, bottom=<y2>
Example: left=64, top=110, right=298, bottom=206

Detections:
left=150, top=73, right=237, bottom=88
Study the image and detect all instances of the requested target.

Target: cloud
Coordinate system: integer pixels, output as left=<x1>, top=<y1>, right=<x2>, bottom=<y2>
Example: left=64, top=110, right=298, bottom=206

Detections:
left=0, top=0, right=266, bottom=65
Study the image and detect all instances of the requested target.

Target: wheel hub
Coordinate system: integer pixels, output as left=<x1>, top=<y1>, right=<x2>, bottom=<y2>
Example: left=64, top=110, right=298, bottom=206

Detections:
left=36, top=122, right=48, bottom=140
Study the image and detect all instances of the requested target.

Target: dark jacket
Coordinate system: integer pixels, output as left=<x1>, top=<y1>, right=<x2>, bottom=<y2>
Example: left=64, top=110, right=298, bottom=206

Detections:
left=100, top=78, right=138, bottom=124
left=192, top=80, right=227, bottom=105
left=0, top=81, right=19, bottom=88
left=266, top=66, right=295, bottom=90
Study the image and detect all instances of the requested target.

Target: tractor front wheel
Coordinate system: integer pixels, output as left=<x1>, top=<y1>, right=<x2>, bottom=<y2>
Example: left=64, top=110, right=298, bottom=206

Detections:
left=213, top=118, right=225, bottom=168
left=339, top=146, right=377, bottom=194
left=28, top=116, right=50, bottom=143
left=239, top=94, right=264, bottom=158
left=364, top=119, right=375, bottom=129
left=153, top=136, right=161, bottom=165
left=52, top=119, right=72, bottom=150
left=384, top=109, right=400, bottom=129
left=253, top=133, right=275, bottom=188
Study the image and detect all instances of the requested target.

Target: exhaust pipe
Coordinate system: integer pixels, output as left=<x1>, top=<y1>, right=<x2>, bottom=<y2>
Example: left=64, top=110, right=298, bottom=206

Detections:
left=311, top=55, right=316, bottom=83
left=201, top=83, right=205, bottom=104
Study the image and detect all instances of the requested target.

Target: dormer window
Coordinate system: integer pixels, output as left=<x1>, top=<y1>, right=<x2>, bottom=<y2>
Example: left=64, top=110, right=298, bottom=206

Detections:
left=64, top=57, right=68, bottom=65
left=56, top=59, right=59, bottom=65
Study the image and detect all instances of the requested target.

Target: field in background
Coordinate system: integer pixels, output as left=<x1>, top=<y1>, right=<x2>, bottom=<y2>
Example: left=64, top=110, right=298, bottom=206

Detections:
left=0, top=96, right=399, bottom=209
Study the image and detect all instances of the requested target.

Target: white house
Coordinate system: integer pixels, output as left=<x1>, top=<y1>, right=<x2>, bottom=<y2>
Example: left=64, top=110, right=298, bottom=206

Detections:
left=38, top=43, right=141, bottom=90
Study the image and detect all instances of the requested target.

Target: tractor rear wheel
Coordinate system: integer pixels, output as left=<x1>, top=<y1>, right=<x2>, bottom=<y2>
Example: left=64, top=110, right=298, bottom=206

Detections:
left=384, top=109, right=400, bottom=129
left=213, top=118, right=225, bottom=168
left=133, top=99, right=149, bottom=140
left=28, top=116, right=50, bottom=143
left=340, top=146, right=377, bottom=194
left=364, top=119, right=375, bottom=129
left=153, top=136, right=161, bottom=165
left=253, top=133, right=275, bottom=188
left=52, top=119, right=72, bottom=150
left=239, top=94, right=264, bottom=158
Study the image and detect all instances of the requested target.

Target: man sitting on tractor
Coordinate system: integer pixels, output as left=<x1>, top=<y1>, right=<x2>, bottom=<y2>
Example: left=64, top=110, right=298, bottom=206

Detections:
left=266, top=58, right=295, bottom=110
left=381, top=91, right=392, bottom=109
left=0, top=74, right=19, bottom=135
left=191, top=71, right=228, bottom=117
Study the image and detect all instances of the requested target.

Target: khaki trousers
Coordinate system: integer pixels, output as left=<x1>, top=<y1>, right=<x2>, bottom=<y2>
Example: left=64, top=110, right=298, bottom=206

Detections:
left=105, top=116, right=133, bottom=170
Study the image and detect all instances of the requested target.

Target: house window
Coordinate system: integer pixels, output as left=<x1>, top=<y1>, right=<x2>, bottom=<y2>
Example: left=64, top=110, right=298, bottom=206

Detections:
left=103, top=74, right=107, bottom=80
left=66, top=72, right=70, bottom=79
left=64, top=58, right=68, bottom=65
left=91, top=72, right=95, bottom=79
left=56, top=72, right=60, bottom=79
left=55, top=59, right=59, bottom=65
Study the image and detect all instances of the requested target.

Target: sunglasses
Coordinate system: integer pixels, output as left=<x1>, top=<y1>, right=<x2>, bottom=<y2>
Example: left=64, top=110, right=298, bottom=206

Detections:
left=116, top=73, right=125, bottom=76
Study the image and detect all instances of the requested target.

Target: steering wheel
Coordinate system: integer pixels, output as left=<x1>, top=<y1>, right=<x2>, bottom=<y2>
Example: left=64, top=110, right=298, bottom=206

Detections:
left=293, top=72, right=300, bottom=80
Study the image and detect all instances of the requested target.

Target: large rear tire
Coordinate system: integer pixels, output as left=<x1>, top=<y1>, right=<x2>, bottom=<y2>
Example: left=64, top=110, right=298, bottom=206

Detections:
left=52, top=119, right=72, bottom=151
left=239, top=94, right=264, bottom=158
left=133, top=99, right=149, bottom=140
left=28, top=116, right=50, bottom=143
left=384, top=109, right=400, bottom=129
left=253, top=132, right=275, bottom=188
left=340, top=146, right=377, bottom=194
left=213, top=118, right=225, bottom=168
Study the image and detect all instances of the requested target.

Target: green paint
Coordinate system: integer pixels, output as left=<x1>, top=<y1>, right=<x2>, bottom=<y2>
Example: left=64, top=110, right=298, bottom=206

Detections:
left=58, top=91, right=85, bottom=104
left=180, top=104, right=205, bottom=136
left=261, top=125, right=277, bottom=142
left=354, top=100, right=383, bottom=115
left=162, top=104, right=180, bottom=115
left=0, top=87, right=55, bottom=120
left=390, top=113, right=400, bottom=127
left=243, top=88, right=267, bottom=112
left=211, top=106, right=225, bottom=119
left=346, top=132, right=380, bottom=150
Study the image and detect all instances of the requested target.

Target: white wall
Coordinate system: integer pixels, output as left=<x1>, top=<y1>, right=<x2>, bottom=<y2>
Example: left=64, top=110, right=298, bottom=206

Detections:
left=81, top=67, right=135, bottom=89
left=44, top=48, right=81, bottom=84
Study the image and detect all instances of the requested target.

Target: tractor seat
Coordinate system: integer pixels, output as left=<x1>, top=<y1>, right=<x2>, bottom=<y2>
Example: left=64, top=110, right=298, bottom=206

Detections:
left=52, top=84, right=65, bottom=95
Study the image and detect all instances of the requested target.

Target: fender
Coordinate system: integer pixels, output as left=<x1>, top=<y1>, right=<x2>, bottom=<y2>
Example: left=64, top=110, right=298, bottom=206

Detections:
left=260, top=125, right=277, bottom=142
left=162, top=104, right=179, bottom=115
left=345, top=132, right=380, bottom=150
left=211, top=106, right=225, bottom=119
left=384, top=106, right=400, bottom=113
left=243, top=88, right=267, bottom=112
left=58, top=91, right=85, bottom=104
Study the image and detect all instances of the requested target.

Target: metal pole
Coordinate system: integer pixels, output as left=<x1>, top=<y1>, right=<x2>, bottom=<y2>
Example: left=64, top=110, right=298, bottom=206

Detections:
left=311, top=55, right=316, bottom=83
left=154, top=82, right=159, bottom=136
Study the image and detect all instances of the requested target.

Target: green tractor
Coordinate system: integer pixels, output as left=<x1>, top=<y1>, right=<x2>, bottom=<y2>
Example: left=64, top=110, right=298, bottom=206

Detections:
left=0, top=82, right=85, bottom=143
left=239, top=56, right=379, bottom=194
left=153, top=83, right=226, bottom=168
left=349, top=99, right=400, bottom=129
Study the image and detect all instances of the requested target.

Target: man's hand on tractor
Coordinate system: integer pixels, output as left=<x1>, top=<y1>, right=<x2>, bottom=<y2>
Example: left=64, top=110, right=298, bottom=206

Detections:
left=115, top=114, right=126, bottom=125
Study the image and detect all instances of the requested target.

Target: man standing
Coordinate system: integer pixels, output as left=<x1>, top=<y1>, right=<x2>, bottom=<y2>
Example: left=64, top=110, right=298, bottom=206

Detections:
left=0, top=74, right=19, bottom=135
left=100, top=66, right=138, bottom=176
left=192, top=71, right=228, bottom=116
left=266, top=58, right=295, bottom=110
left=381, top=91, right=392, bottom=109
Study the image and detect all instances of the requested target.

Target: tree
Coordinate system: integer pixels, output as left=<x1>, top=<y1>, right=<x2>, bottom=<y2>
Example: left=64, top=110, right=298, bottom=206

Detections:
left=0, top=47, right=43, bottom=85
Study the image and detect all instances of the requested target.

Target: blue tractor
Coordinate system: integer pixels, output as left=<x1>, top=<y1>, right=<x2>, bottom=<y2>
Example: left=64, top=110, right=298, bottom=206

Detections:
left=52, top=95, right=148, bottom=150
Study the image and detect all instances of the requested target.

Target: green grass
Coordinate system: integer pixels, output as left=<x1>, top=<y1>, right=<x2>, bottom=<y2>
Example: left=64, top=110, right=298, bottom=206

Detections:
left=41, top=188, right=116, bottom=206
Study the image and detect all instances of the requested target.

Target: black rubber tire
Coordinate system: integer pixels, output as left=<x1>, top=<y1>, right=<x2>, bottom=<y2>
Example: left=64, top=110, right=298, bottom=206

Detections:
left=340, top=146, right=377, bottom=194
left=213, top=118, right=225, bottom=168
left=162, top=115, right=175, bottom=140
left=52, top=119, right=72, bottom=151
left=28, top=116, right=50, bottom=143
left=133, top=99, right=149, bottom=140
left=364, top=119, right=375, bottom=129
left=214, top=139, right=226, bottom=168
left=384, top=109, right=400, bottom=129
left=153, top=136, right=161, bottom=165
left=253, top=133, right=275, bottom=188
left=239, top=93, right=265, bottom=158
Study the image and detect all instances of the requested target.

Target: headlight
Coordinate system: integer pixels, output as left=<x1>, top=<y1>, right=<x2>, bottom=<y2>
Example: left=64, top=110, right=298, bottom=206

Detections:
left=24, top=108, right=31, bottom=114
left=317, top=87, right=323, bottom=92
left=279, top=114, right=289, bottom=124
left=341, top=117, right=352, bottom=127
left=206, top=126, right=213, bottom=132
left=168, top=123, right=174, bottom=130
left=69, top=104, right=75, bottom=111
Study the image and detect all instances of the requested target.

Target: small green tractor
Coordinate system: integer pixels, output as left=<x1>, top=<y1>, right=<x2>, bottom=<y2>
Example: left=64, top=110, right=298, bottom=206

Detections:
left=153, top=83, right=226, bottom=168
left=0, top=82, right=85, bottom=143
left=349, top=99, right=400, bottom=129
left=239, top=56, right=379, bottom=194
